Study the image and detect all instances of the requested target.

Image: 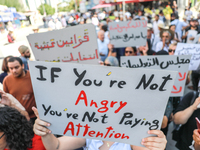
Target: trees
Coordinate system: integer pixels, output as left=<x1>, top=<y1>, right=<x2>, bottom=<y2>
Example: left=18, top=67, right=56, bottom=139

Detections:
left=0, top=0, right=24, bottom=12
left=38, top=4, right=55, bottom=15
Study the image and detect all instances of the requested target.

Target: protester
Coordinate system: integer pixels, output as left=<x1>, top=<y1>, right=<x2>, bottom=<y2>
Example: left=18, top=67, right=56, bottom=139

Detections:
left=48, top=18, right=56, bottom=30
left=192, top=129, right=200, bottom=150
left=97, top=30, right=109, bottom=62
left=169, top=25, right=181, bottom=42
left=153, top=15, right=164, bottom=36
left=32, top=107, right=167, bottom=150
left=104, top=56, right=119, bottom=66
left=0, top=106, right=45, bottom=150
left=147, top=23, right=160, bottom=51
left=55, top=18, right=62, bottom=30
left=168, top=42, right=177, bottom=55
left=3, top=57, right=36, bottom=123
left=173, top=92, right=200, bottom=150
left=7, top=28, right=15, bottom=43
left=18, top=45, right=31, bottom=70
left=124, top=47, right=137, bottom=56
left=155, top=30, right=173, bottom=52
left=0, top=56, right=12, bottom=84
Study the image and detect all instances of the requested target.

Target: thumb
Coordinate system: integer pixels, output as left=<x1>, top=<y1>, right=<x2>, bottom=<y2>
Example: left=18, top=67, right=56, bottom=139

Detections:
left=32, top=107, right=40, bottom=119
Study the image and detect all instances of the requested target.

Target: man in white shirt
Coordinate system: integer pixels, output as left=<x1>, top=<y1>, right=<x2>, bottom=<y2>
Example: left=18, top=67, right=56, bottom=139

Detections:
left=55, top=18, right=62, bottom=30
left=185, top=7, right=193, bottom=22
left=155, top=30, right=173, bottom=52
left=147, top=23, right=160, bottom=51
left=97, top=30, right=110, bottom=62
left=171, top=14, right=188, bottom=38
left=153, top=15, right=164, bottom=36
left=48, top=19, right=55, bottom=30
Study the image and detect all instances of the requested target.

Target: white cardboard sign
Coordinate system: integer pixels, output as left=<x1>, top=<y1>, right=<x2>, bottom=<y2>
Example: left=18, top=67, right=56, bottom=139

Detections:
left=27, top=24, right=99, bottom=64
left=108, top=20, right=147, bottom=48
left=121, top=55, right=191, bottom=97
left=175, top=43, right=200, bottom=70
left=29, top=61, right=176, bottom=147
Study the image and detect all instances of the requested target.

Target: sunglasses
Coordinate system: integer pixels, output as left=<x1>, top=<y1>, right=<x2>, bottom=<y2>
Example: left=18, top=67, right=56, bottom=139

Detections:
left=168, top=49, right=175, bottom=53
left=125, top=51, right=133, bottom=54
left=0, top=133, right=5, bottom=139
left=104, top=63, right=111, bottom=66
left=162, top=36, right=169, bottom=38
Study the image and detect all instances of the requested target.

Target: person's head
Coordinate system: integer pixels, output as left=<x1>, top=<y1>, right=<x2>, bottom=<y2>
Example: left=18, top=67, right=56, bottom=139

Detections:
left=183, top=16, right=187, bottom=22
left=8, top=28, right=14, bottom=34
left=2, top=56, right=12, bottom=73
left=169, top=24, right=176, bottom=32
left=155, top=15, right=159, bottom=21
left=138, top=11, right=142, bottom=16
left=18, top=45, right=31, bottom=58
left=161, top=31, right=171, bottom=44
left=168, top=42, right=177, bottom=55
left=101, top=25, right=108, bottom=32
left=147, top=24, right=153, bottom=39
left=0, top=106, right=34, bottom=150
left=98, top=30, right=105, bottom=42
left=125, top=47, right=137, bottom=56
left=190, top=19, right=196, bottom=27
left=171, top=13, right=176, bottom=21
left=7, top=57, right=24, bottom=78
left=104, top=56, right=119, bottom=66
left=159, top=10, right=164, bottom=16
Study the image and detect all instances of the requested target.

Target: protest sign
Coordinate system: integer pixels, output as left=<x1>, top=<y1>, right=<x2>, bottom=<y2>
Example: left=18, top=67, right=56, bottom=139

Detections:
left=27, top=24, right=99, bottom=64
left=29, top=61, right=176, bottom=146
left=175, top=43, right=200, bottom=70
left=121, top=55, right=191, bottom=97
left=108, top=20, right=147, bottom=48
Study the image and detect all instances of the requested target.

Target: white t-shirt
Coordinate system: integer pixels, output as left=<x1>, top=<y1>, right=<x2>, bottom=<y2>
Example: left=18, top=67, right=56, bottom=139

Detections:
left=153, top=20, right=164, bottom=36
left=84, top=139, right=132, bottom=150
left=97, top=38, right=109, bottom=61
left=185, top=10, right=193, bottom=21
left=187, top=30, right=198, bottom=43
left=155, top=41, right=172, bottom=52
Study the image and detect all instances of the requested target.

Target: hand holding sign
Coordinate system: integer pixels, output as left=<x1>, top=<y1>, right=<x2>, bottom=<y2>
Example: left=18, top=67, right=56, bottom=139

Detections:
left=32, top=106, right=167, bottom=150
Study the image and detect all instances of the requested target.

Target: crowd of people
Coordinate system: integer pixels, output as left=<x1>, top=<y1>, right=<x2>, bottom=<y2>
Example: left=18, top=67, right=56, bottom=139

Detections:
left=1, top=1, right=200, bottom=150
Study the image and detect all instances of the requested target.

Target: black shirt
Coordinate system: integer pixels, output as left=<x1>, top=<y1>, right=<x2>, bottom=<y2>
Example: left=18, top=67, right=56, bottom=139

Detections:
left=174, top=92, right=200, bottom=150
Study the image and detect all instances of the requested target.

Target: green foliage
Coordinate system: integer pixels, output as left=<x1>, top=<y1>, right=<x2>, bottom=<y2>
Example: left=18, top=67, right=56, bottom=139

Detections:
left=0, top=0, right=24, bottom=12
left=38, top=4, right=55, bottom=15
left=58, top=0, right=81, bottom=12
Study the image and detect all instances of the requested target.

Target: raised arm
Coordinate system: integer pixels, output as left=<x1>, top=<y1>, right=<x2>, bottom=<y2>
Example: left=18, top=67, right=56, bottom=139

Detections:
left=32, top=107, right=86, bottom=150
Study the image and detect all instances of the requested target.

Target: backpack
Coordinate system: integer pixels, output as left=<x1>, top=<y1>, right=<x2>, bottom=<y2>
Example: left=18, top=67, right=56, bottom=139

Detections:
left=172, top=91, right=199, bottom=141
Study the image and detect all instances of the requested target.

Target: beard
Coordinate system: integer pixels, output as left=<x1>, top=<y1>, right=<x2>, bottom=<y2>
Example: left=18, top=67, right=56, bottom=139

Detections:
left=25, top=55, right=31, bottom=58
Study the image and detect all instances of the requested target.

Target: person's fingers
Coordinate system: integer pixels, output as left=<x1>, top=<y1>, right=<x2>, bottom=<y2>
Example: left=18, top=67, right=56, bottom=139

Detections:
left=148, top=130, right=165, bottom=138
left=32, top=107, right=40, bottom=118
left=35, top=118, right=51, bottom=127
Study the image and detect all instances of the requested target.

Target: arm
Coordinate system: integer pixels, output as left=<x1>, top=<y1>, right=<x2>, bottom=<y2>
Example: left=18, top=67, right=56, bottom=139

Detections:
left=32, top=107, right=86, bottom=150
left=107, top=43, right=114, bottom=57
left=182, top=31, right=188, bottom=39
left=174, top=97, right=200, bottom=125
left=161, top=116, right=168, bottom=129
left=131, top=130, right=167, bottom=150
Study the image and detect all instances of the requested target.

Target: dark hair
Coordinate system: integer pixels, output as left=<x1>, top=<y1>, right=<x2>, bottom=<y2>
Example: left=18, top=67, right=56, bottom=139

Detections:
left=169, top=24, right=176, bottom=29
left=132, top=47, right=137, bottom=53
left=0, top=106, right=34, bottom=150
left=8, top=57, right=23, bottom=66
left=101, top=25, right=108, bottom=32
left=2, top=56, right=12, bottom=72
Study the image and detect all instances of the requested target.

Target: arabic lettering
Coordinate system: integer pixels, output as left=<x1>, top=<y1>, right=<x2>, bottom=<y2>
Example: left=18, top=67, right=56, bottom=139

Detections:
left=109, top=21, right=147, bottom=33
left=61, top=49, right=99, bottom=62
left=111, top=32, right=147, bottom=42
left=34, top=29, right=90, bottom=50
left=123, top=57, right=190, bottom=69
